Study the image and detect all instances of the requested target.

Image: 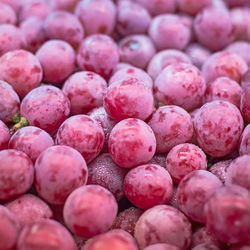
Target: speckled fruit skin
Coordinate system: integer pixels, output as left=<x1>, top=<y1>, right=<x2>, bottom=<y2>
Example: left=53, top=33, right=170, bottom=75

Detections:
left=9, top=126, right=54, bottom=163
left=0, top=120, right=10, bottom=150
left=124, top=164, right=173, bottom=210
left=204, top=185, right=250, bottom=244
left=87, top=153, right=127, bottom=201
left=63, top=185, right=118, bottom=238
left=0, top=50, right=42, bottom=98
left=177, top=170, right=222, bottom=222
left=17, top=219, right=77, bottom=250
left=209, top=160, right=232, bottom=184
left=0, top=3, right=16, bottom=25
left=108, top=118, right=156, bottom=169
left=5, top=194, right=53, bottom=228
left=62, top=71, right=107, bottom=115
left=0, top=149, right=34, bottom=200
left=147, top=49, right=192, bottom=80
left=148, top=106, right=193, bottom=153
left=240, top=83, right=250, bottom=123
left=20, top=85, right=70, bottom=133
left=36, top=40, right=75, bottom=84
left=166, top=143, right=207, bottom=184
left=239, top=124, right=250, bottom=155
left=194, top=101, right=244, bottom=157
left=143, top=243, right=180, bottom=250
left=56, top=115, right=104, bottom=163
left=77, top=34, right=119, bottom=79
left=134, top=205, right=192, bottom=249
left=34, top=145, right=88, bottom=204
left=0, top=205, right=20, bottom=250
left=202, top=51, right=248, bottom=84
left=154, top=63, right=206, bottom=111
left=225, top=155, right=250, bottom=191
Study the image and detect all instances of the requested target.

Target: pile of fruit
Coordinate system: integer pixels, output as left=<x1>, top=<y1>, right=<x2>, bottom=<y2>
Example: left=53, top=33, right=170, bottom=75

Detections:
left=0, top=0, right=250, bottom=249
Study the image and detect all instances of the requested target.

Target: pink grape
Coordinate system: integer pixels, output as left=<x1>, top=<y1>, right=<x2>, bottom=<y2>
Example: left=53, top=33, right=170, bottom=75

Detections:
left=124, top=164, right=173, bottom=209
left=0, top=149, right=34, bottom=200
left=20, top=85, right=70, bottom=133
left=77, top=34, right=119, bottom=79
left=50, top=0, right=78, bottom=11
left=8, top=126, right=54, bottom=163
left=177, top=170, right=222, bottom=222
left=193, top=101, right=244, bottom=157
left=17, top=219, right=77, bottom=250
left=108, top=118, right=156, bottom=168
left=111, top=207, right=143, bottom=235
left=204, top=185, right=250, bottom=244
left=34, top=145, right=88, bottom=204
left=0, top=80, right=19, bottom=123
left=239, top=124, right=250, bottom=155
left=0, top=3, right=16, bottom=24
left=240, top=82, right=250, bottom=123
left=192, top=243, right=220, bottom=250
left=202, top=51, right=248, bottom=84
left=56, top=115, right=104, bottom=163
left=5, top=194, right=53, bottom=227
left=225, top=155, right=250, bottom=191
left=62, top=71, right=107, bottom=115
left=147, top=49, right=192, bottom=80
left=209, top=160, right=232, bottom=184
left=0, top=0, right=21, bottom=13
left=0, top=205, right=20, bottom=250
left=0, top=120, right=10, bottom=150
left=44, top=11, right=84, bottom=49
left=154, top=63, right=206, bottom=111
left=143, top=243, right=180, bottom=250
left=134, top=205, right=192, bottom=249
left=166, top=143, right=207, bottom=184
left=87, top=153, right=127, bottom=201
left=148, top=105, right=193, bottom=153
left=63, top=185, right=118, bottom=238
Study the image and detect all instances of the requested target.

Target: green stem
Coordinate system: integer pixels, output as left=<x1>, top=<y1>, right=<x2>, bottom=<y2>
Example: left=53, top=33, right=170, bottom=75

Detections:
left=12, top=113, right=20, bottom=124
left=10, top=117, right=29, bottom=135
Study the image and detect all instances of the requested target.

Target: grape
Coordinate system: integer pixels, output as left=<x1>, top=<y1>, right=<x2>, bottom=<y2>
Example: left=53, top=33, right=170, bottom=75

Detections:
left=20, top=85, right=70, bottom=133
left=193, top=101, right=244, bottom=157
left=62, top=71, right=107, bottom=115
left=82, top=229, right=138, bottom=250
left=113, top=62, right=133, bottom=74
left=209, top=160, right=232, bottom=184
left=87, top=153, right=127, bottom=201
left=8, top=126, right=54, bottom=163
left=166, top=143, right=207, bottom=184
left=77, top=34, right=119, bottom=79
left=0, top=24, right=26, bottom=56
left=192, top=243, right=220, bottom=250
left=224, top=0, right=250, bottom=7
left=119, top=35, right=156, bottom=69
left=116, top=1, right=151, bottom=36
left=104, top=79, right=154, bottom=122
left=0, top=149, right=34, bottom=200
left=154, top=63, right=206, bottom=111
left=0, top=81, right=19, bottom=123
left=108, top=118, right=156, bottom=168
left=143, top=243, right=180, bottom=250
left=0, top=120, right=10, bottom=150
left=203, top=77, right=242, bottom=108
left=135, top=0, right=176, bottom=16
left=124, top=164, right=173, bottom=209
left=241, top=69, right=250, bottom=89
left=75, top=0, right=116, bottom=36
left=0, top=205, right=20, bottom=250
left=148, top=105, right=193, bottom=153
left=34, top=145, right=88, bottom=204
left=44, top=11, right=84, bottom=49
left=111, top=207, right=143, bottom=235
left=88, top=107, right=116, bottom=153
left=20, top=17, right=48, bottom=53
left=177, top=170, right=222, bottom=222
left=63, top=185, right=118, bottom=238
left=176, top=0, right=212, bottom=16
left=240, top=81, right=250, bottom=123
left=194, top=8, right=234, bottom=51
left=0, top=3, right=16, bottom=24
left=56, top=115, right=104, bottom=163
left=225, top=155, right=250, bottom=191
left=185, top=43, right=211, bottom=69
left=50, top=0, right=78, bottom=11
left=5, top=194, right=53, bottom=227
left=204, top=185, right=250, bottom=244
left=134, top=205, right=192, bottom=249
left=147, top=49, right=192, bottom=80
left=239, top=124, right=250, bottom=155
left=0, top=0, right=21, bottom=13
left=149, top=14, right=191, bottom=50
left=202, top=51, right=248, bottom=84
left=17, top=219, right=77, bottom=250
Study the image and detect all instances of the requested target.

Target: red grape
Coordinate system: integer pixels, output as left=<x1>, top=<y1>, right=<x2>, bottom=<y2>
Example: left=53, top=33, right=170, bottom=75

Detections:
left=239, top=124, right=250, bottom=156
left=177, top=0, right=212, bottom=16
left=0, top=3, right=16, bottom=24
left=143, top=243, right=180, bottom=250
left=240, top=83, right=250, bottom=123
left=0, top=120, right=10, bottom=150
left=192, top=243, right=220, bottom=250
